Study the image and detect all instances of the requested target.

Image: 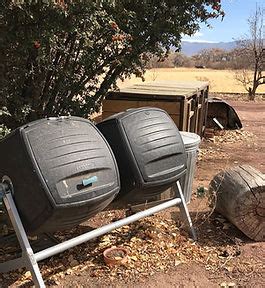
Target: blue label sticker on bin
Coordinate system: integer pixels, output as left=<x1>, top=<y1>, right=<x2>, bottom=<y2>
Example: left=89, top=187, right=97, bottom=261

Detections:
left=82, top=176, right=98, bottom=187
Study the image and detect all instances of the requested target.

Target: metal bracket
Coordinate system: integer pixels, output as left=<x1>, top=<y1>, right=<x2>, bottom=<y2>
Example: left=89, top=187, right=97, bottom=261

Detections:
left=0, top=185, right=45, bottom=287
left=0, top=181, right=196, bottom=287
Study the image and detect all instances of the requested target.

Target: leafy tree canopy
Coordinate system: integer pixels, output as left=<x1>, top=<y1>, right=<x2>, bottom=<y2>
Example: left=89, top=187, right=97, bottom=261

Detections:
left=0, top=0, right=224, bottom=129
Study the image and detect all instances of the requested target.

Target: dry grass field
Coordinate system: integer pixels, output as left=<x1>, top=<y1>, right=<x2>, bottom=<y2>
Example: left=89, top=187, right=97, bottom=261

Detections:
left=118, top=68, right=265, bottom=94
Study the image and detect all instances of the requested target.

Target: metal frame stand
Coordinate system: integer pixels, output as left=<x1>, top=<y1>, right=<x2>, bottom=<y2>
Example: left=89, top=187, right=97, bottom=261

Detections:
left=0, top=181, right=196, bottom=287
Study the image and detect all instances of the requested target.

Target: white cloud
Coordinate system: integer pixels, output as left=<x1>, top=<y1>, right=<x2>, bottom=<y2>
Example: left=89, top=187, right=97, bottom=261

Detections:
left=181, top=39, right=217, bottom=43
left=181, top=31, right=217, bottom=43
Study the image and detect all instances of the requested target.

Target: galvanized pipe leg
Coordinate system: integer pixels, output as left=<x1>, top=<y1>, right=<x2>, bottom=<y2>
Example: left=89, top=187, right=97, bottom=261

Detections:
left=175, top=181, right=197, bottom=240
left=1, top=191, right=45, bottom=288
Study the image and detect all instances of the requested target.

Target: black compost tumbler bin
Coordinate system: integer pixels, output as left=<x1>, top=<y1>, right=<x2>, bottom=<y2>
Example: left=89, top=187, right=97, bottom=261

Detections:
left=0, top=117, right=120, bottom=234
left=97, top=107, right=187, bottom=203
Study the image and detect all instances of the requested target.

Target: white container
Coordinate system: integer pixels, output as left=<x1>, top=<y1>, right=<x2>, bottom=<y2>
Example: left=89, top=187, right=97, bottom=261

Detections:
left=180, top=131, right=201, bottom=203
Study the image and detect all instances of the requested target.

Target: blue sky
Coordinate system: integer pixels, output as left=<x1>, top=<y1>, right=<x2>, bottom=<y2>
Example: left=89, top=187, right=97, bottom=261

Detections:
left=182, top=0, right=264, bottom=43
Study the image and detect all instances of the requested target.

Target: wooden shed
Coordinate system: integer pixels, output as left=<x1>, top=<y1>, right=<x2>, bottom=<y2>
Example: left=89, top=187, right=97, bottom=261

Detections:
left=102, top=81, right=209, bottom=136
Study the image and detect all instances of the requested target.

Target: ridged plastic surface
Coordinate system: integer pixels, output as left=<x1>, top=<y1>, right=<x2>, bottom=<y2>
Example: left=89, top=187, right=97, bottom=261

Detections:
left=25, top=118, right=118, bottom=204
left=122, top=109, right=186, bottom=182
left=0, top=117, right=120, bottom=234
left=97, top=107, right=186, bottom=202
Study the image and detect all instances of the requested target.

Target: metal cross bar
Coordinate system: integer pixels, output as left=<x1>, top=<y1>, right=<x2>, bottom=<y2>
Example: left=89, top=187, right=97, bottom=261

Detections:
left=0, top=181, right=196, bottom=287
left=35, top=197, right=182, bottom=261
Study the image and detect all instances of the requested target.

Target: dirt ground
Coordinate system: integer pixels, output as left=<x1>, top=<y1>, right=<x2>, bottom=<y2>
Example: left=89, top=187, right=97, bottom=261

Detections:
left=0, top=99, right=264, bottom=288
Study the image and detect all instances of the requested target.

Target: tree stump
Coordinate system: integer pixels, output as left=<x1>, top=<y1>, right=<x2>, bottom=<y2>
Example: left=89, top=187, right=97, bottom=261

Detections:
left=209, top=165, right=265, bottom=241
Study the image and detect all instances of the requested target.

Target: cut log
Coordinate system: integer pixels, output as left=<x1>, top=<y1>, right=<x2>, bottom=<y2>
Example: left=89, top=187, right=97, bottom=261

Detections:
left=209, top=165, right=265, bottom=241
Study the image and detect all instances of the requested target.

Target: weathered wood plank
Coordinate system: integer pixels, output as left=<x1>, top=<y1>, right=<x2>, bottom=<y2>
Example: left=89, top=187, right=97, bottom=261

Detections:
left=139, top=100, right=181, bottom=114
left=103, top=99, right=181, bottom=126
left=103, top=99, right=181, bottom=114
left=103, top=100, right=139, bottom=112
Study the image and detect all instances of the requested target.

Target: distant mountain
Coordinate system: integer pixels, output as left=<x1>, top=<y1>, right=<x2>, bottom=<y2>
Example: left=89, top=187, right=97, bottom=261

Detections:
left=180, top=41, right=237, bottom=56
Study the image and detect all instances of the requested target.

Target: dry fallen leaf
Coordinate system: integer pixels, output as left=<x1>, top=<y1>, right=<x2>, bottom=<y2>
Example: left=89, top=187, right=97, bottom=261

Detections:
left=224, top=266, right=234, bottom=272
left=174, top=260, right=182, bottom=266
left=0, top=206, right=258, bottom=286
left=70, top=260, right=79, bottom=267
left=24, top=271, right=31, bottom=278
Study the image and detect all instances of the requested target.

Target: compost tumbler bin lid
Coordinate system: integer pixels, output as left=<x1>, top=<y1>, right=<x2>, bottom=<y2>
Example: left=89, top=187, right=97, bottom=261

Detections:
left=179, top=131, right=201, bottom=149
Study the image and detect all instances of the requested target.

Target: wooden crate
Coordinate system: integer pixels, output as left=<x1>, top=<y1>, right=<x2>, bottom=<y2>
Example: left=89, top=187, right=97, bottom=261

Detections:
left=102, top=81, right=209, bottom=136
